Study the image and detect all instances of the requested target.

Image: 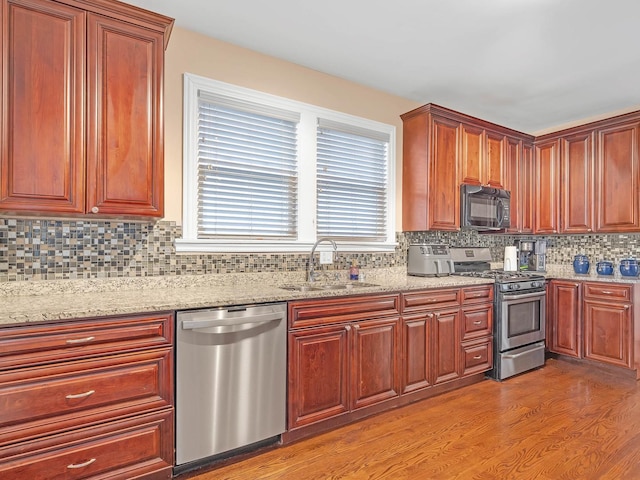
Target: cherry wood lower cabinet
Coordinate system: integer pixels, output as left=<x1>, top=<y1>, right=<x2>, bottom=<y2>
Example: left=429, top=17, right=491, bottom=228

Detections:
left=0, top=312, right=175, bottom=479
left=583, top=282, right=633, bottom=369
left=548, top=280, right=640, bottom=377
left=287, top=295, right=401, bottom=435
left=286, top=287, right=494, bottom=443
left=547, top=280, right=582, bottom=357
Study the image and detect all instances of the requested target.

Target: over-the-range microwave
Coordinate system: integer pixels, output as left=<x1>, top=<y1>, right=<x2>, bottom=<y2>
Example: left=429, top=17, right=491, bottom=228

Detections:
left=460, top=184, right=511, bottom=231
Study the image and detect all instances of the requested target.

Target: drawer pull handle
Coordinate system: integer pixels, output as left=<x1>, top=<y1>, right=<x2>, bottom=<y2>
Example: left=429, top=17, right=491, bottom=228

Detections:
left=68, top=458, right=96, bottom=469
left=66, top=390, right=95, bottom=400
left=473, top=321, right=483, bottom=325
left=66, top=336, right=95, bottom=345
left=473, top=355, right=482, bottom=360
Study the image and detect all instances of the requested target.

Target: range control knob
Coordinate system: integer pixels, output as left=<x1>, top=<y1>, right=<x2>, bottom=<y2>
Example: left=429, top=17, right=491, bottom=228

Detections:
left=531, top=281, right=541, bottom=288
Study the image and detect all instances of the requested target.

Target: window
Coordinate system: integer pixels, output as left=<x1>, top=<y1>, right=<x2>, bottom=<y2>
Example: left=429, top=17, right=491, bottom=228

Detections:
left=177, top=73, right=396, bottom=253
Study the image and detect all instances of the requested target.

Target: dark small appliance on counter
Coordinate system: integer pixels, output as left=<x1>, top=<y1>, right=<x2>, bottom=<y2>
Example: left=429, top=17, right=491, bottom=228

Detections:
left=517, top=240, right=547, bottom=272
left=407, top=244, right=454, bottom=277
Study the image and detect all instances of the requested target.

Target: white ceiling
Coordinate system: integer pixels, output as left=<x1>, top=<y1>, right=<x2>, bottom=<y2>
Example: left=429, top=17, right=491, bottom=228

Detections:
left=126, top=0, right=640, bottom=134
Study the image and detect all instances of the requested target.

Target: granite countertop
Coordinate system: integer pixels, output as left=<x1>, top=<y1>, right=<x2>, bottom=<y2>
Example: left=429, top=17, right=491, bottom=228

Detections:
left=542, top=265, right=640, bottom=284
left=5, top=264, right=640, bottom=327
left=0, top=268, right=493, bottom=326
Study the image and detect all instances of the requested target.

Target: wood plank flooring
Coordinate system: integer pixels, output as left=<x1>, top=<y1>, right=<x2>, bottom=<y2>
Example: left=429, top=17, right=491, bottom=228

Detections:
left=183, top=358, right=640, bottom=480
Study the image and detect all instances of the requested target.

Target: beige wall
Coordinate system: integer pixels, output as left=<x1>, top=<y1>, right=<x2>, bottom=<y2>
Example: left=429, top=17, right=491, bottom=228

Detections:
left=162, top=27, right=420, bottom=225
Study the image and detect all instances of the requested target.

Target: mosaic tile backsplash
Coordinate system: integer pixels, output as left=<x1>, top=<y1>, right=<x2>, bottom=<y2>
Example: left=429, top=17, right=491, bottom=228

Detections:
left=2, top=218, right=640, bottom=282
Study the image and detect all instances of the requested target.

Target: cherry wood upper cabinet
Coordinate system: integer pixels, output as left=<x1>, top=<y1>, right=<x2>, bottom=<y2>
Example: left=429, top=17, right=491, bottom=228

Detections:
left=401, top=107, right=460, bottom=231
left=485, top=130, right=506, bottom=189
left=459, top=125, right=505, bottom=189
left=595, top=121, right=640, bottom=232
left=86, top=13, right=165, bottom=216
left=0, top=0, right=173, bottom=218
left=0, top=0, right=86, bottom=214
left=401, top=104, right=532, bottom=231
left=561, top=132, right=594, bottom=233
left=534, top=139, right=561, bottom=234
left=459, top=124, right=484, bottom=186
left=428, top=116, right=460, bottom=231
left=505, top=136, right=535, bottom=234
left=520, top=143, right=535, bottom=233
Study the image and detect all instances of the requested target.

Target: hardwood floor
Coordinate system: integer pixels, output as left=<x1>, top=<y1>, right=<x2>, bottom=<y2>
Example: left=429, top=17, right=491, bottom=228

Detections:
left=183, top=358, right=640, bottom=480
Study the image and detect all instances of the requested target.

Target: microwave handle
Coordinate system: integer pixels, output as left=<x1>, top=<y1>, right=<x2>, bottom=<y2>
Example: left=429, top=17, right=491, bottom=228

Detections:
left=496, top=199, right=504, bottom=227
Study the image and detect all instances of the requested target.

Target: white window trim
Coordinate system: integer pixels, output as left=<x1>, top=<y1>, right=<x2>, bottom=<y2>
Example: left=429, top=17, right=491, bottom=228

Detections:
left=176, top=73, right=397, bottom=254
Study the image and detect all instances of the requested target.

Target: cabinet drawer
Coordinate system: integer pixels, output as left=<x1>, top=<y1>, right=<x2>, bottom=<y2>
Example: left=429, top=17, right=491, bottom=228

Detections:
left=583, top=282, right=631, bottom=302
left=0, top=349, right=172, bottom=446
left=461, top=339, right=492, bottom=376
left=461, top=305, right=493, bottom=340
left=289, top=294, right=400, bottom=329
left=401, top=288, right=460, bottom=313
left=0, top=409, right=173, bottom=480
left=0, top=312, right=173, bottom=371
left=460, top=285, right=493, bottom=304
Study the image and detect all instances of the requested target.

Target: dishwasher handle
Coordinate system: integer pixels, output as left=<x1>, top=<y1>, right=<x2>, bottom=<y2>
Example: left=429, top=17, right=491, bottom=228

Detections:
left=181, top=311, right=284, bottom=330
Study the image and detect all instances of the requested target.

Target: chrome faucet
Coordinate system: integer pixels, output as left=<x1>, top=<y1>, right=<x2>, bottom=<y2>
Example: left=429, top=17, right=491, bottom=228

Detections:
left=308, top=237, right=338, bottom=282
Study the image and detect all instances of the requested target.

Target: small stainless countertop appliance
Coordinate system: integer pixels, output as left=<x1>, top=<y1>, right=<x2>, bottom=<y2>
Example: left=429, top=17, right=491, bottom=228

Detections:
left=407, top=244, right=454, bottom=277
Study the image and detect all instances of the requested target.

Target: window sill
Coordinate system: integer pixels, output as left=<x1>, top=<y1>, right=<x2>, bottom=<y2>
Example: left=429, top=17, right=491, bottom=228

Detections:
left=174, top=238, right=398, bottom=254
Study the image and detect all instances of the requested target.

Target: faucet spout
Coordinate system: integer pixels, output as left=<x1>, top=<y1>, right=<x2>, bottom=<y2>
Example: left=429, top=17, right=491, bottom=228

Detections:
left=308, top=237, right=338, bottom=283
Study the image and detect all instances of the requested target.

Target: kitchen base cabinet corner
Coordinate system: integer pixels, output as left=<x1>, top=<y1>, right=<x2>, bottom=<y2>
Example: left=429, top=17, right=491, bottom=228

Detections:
left=548, top=280, right=640, bottom=379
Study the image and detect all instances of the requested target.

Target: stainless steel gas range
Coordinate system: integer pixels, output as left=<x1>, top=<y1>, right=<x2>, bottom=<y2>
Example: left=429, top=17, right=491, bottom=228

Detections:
left=450, top=248, right=546, bottom=381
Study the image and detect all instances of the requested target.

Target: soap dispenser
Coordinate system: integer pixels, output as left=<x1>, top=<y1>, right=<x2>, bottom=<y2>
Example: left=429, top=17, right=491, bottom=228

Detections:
left=349, top=260, right=359, bottom=281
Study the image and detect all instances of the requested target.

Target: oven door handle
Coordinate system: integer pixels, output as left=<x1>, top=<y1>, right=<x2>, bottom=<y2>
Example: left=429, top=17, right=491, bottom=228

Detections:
left=501, top=291, right=545, bottom=301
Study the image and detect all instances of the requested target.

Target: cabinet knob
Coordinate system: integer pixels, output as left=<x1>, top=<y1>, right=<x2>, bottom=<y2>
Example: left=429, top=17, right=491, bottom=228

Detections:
left=345, top=325, right=351, bottom=332
left=91, top=206, right=99, bottom=214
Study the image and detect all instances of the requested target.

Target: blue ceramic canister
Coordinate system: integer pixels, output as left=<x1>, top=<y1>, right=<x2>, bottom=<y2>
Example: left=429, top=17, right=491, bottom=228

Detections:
left=573, top=254, right=590, bottom=274
left=620, top=258, right=639, bottom=277
left=596, top=261, right=614, bottom=276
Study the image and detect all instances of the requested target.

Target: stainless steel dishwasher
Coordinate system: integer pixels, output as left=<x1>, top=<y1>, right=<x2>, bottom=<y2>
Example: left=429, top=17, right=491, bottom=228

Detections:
left=175, top=302, right=286, bottom=471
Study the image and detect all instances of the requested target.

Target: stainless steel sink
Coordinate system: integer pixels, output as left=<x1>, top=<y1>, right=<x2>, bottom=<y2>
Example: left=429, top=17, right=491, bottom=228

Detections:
left=279, top=282, right=379, bottom=292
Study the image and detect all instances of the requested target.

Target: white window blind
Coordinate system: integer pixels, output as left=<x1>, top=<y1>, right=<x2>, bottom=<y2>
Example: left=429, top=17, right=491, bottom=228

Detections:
left=197, top=95, right=299, bottom=238
left=316, top=119, right=389, bottom=241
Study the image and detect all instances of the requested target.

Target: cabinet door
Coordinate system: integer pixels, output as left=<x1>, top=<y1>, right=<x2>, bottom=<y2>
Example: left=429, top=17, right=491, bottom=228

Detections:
left=595, top=121, right=640, bottom=232
left=459, top=124, right=484, bottom=186
left=432, top=309, right=460, bottom=384
left=485, top=131, right=506, bottom=189
left=86, top=13, right=164, bottom=217
left=401, top=313, right=433, bottom=394
left=561, top=132, right=594, bottom=233
left=0, top=0, right=85, bottom=214
left=548, top=280, right=582, bottom=357
left=520, top=143, right=535, bottom=233
left=288, top=325, right=349, bottom=429
left=505, top=136, right=522, bottom=233
left=583, top=299, right=632, bottom=368
left=534, top=139, right=560, bottom=233
left=428, top=116, right=460, bottom=230
left=351, top=317, right=400, bottom=410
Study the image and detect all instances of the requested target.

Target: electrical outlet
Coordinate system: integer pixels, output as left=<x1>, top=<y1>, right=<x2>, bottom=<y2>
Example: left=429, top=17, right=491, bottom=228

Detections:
left=319, top=251, right=333, bottom=264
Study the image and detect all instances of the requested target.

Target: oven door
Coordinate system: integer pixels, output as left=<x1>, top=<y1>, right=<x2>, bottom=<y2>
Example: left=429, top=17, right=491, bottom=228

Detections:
left=498, top=290, right=546, bottom=351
